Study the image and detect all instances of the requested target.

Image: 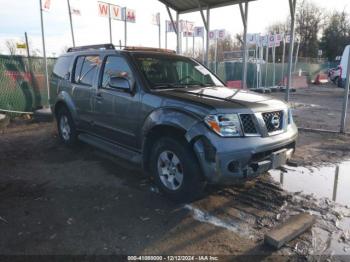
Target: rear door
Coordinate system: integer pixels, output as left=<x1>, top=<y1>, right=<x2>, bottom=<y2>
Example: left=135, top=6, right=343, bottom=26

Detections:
left=93, top=54, right=141, bottom=149
left=71, top=55, right=101, bottom=130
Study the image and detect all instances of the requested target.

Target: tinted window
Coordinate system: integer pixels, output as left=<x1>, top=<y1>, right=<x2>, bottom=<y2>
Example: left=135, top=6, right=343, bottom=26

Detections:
left=101, top=56, right=133, bottom=89
left=74, top=56, right=84, bottom=83
left=53, top=56, right=72, bottom=79
left=134, top=55, right=222, bottom=89
left=74, top=56, right=100, bottom=86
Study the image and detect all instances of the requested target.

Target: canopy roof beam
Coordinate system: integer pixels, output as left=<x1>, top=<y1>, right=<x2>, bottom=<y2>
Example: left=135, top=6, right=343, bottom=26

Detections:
left=285, top=0, right=297, bottom=102
left=240, top=1, right=249, bottom=89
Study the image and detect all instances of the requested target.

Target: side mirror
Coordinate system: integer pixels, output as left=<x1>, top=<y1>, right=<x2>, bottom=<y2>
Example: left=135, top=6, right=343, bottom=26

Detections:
left=108, top=76, right=130, bottom=91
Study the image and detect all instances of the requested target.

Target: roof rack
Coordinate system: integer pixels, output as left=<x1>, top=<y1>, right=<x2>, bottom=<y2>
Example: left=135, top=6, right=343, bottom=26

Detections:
left=123, top=46, right=176, bottom=54
left=67, top=44, right=115, bottom=53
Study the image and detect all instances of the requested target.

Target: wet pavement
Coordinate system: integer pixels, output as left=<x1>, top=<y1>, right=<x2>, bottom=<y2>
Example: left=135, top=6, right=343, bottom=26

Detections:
left=268, top=161, right=350, bottom=257
left=270, top=161, right=350, bottom=206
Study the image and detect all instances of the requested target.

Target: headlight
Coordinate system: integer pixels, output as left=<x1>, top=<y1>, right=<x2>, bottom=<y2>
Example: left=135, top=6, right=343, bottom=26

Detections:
left=204, top=114, right=242, bottom=137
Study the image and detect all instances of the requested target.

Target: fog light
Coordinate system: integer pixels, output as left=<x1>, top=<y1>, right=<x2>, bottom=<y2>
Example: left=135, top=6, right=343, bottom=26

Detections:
left=228, top=161, right=239, bottom=173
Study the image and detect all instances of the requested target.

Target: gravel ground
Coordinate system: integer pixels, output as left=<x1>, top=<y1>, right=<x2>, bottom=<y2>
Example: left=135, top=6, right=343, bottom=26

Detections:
left=0, top=85, right=350, bottom=259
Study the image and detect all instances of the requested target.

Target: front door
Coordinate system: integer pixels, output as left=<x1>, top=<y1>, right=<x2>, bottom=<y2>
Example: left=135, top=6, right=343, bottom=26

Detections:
left=71, top=55, right=100, bottom=131
left=93, top=55, right=141, bottom=149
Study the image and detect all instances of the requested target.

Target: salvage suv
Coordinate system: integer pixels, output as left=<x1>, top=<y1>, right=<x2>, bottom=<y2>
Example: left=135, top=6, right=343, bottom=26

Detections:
left=50, top=44, right=298, bottom=201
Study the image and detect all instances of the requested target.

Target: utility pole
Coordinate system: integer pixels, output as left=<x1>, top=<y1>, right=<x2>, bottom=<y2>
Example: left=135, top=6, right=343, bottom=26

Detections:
left=67, top=0, right=76, bottom=47
left=39, top=0, right=50, bottom=103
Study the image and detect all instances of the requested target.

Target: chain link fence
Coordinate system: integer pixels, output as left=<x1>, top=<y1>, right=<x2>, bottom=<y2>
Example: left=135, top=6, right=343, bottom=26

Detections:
left=0, top=55, right=56, bottom=116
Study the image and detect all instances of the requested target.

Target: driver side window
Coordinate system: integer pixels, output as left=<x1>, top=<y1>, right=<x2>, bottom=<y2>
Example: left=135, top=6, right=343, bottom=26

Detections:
left=101, top=56, right=133, bottom=89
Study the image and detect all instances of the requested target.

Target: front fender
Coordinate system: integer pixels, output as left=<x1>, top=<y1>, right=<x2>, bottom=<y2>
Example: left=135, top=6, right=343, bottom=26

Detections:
left=54, top=91, right=78, bottom=122
left=142, top=107, right=202, bottom=142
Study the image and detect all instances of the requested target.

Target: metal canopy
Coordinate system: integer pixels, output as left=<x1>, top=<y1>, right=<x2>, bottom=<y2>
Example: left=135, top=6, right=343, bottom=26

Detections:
left=158, top=0, right=255, bottom=14
left=160, top=0, right=297, bottom=103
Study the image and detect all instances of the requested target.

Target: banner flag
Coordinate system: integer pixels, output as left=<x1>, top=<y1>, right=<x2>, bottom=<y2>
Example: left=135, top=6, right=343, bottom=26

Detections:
left=152, top=13, right=160, bottom=26
left=42, top=0, right=51, bottom=12
left=183, top=32, right=194, bottom=37
left=111, top=5, right=122, bottom=20
left=122, top=8, right=136, bottom=23
left=218, top=29, right=226, bottom=39
left=194, top=27, right=204, bottom=37
left=210, top=29, right=226, bottom=40
left=268, top=34, right=276, bottom=48
left=166, top=20, right=176, bottom=32
left=98, top=2, right=109, bottom=17
left=71, top=6, right=81, bottom=16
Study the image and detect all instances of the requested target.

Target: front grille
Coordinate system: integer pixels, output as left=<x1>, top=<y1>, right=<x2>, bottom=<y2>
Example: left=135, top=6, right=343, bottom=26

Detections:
left=262, top=111, right=284, bottom=133
left=240, top=114, right=258, bottom=134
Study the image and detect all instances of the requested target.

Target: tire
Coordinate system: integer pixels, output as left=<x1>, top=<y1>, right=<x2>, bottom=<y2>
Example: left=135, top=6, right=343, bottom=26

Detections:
left=150, top=136, right=206, bottom=202
left=56, top=106, right=78, bottom=146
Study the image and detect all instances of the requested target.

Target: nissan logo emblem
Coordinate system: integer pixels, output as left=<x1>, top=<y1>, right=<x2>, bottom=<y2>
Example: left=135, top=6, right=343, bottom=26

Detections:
left=271, top=115, right=280, bottom=128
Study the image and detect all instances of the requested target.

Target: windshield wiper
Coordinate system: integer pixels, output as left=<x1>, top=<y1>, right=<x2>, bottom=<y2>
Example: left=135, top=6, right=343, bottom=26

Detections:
left=152, top=83, right=184, bottom=89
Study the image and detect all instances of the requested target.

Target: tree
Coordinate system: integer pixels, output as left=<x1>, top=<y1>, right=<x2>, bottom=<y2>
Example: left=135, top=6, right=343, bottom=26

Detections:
left=208, top=34, right=240, bottom=62
left=295, top=0, right=325, bottom=58
left=5, top=39, right=18, bottom=55
left=320, top=11, right=350, bottom=61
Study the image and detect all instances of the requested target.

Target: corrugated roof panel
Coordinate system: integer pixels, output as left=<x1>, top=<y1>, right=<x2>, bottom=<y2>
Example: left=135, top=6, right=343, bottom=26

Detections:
left=159, top=0, right=255, bottom=13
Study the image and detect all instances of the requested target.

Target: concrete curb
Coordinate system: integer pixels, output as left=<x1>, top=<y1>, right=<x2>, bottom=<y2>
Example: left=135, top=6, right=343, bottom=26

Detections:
left=33, top=108, right=53, bottom=122
left=298, top=127, right=350, bottom=135
left=0, top=114, right=10, bottom=129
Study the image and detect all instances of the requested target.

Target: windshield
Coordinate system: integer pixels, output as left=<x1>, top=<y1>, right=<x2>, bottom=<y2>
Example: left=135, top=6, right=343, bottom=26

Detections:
left=133, top=54, right=224, bottom=89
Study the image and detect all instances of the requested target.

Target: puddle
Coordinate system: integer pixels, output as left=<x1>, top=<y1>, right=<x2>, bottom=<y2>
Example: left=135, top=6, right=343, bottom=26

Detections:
left=270, top=161, right=350, bottom=206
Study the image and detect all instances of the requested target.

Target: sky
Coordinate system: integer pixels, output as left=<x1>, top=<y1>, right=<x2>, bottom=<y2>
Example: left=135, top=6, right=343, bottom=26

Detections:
left=0, top=0, right=349, bottom=56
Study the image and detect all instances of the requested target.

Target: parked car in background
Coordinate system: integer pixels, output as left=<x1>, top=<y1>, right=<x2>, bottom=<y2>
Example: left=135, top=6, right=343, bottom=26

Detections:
left=337, top=45, right=350, bottom=88
left=328, top=65, right=341, bottom=86
left=50, top=44, right=298, bottom=202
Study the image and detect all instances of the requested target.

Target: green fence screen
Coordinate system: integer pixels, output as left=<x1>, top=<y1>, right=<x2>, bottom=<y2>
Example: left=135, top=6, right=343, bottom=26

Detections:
left=0, top=55, right=56, bottom=114
left=0, top=55, right=333, bottom=114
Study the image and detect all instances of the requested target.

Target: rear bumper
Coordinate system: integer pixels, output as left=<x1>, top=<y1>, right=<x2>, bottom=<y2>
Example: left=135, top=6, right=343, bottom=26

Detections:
left=192, top=123, right=298, bottom=184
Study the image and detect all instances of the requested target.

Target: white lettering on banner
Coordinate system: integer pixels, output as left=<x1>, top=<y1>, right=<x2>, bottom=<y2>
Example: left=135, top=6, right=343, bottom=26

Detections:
left=42, top=0, right=51, bottom=11
left=98, top=2, right=109, bottom=17
left=194, top=27, right=204, bottom=37
left=122, top=7, right=136, bottom=23
left=111, top=5, right=122, bottom=20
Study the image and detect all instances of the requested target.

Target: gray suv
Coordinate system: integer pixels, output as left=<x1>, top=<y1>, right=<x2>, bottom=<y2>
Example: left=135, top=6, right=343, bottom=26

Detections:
left=51, top=44, right=298, bottom=201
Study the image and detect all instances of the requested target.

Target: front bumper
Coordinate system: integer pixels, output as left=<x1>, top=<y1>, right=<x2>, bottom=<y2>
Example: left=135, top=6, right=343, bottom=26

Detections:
left=191, top=123, right=298, bottom=184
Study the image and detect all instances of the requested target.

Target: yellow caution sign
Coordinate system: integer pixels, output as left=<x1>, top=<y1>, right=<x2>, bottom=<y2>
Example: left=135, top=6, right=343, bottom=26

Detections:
left=16, top=43, right=27, bottom=49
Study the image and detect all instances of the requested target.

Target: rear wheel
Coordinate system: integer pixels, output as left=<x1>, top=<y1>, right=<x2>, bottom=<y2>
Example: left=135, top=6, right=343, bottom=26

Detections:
left=56, top=107, right=78, bottom=146
left=150, top=136, right=205, bottom=202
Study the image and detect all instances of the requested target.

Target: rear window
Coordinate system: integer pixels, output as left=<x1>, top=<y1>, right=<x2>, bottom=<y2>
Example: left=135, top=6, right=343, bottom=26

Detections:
left=73, top=55, right=100, bottom=86
left=52, top=56, right=72, bottom=79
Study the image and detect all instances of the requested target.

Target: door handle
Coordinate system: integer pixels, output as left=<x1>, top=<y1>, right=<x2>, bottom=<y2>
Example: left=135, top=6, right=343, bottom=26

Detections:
left=95, top=93, right=103, bottom=103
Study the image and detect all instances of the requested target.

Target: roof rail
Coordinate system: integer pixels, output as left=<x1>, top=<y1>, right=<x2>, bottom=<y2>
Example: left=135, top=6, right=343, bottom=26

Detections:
left=123, top=46, right=176, bottom=54
left=67, top=44, right=115, bottom=53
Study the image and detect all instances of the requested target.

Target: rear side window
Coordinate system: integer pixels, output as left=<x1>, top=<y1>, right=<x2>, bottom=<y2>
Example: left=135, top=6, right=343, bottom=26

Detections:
left=73, top=55, right=100, bottom=86
left=52, top=56, right=72, bottom=79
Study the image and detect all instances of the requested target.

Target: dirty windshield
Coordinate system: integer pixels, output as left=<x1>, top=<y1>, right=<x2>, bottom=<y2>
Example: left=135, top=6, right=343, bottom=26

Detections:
left=133, top=54, right=223, bottom=89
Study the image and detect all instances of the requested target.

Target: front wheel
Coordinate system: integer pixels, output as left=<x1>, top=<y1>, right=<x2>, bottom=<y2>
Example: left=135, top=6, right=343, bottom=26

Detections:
left=150, top=136, right=206, bottom=202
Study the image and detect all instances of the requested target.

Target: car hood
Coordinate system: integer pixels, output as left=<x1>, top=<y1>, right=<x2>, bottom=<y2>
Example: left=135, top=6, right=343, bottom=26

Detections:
left=156, top=86, right=287, bottom=113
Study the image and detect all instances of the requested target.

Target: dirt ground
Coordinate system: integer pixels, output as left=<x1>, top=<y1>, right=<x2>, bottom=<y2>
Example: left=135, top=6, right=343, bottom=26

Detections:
left=1, top=85, right=350, bottom=259
left=270, top=84, right=350, bottom=132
